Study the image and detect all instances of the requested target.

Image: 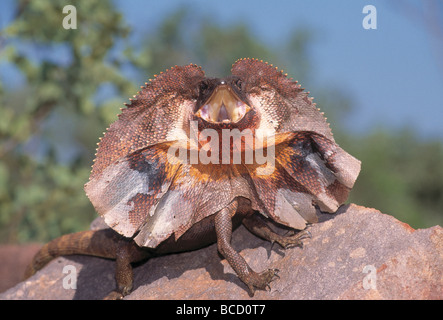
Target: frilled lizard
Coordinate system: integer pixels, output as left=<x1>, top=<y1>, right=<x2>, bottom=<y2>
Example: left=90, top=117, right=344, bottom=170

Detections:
left=25, top=58, right=361, bottom=299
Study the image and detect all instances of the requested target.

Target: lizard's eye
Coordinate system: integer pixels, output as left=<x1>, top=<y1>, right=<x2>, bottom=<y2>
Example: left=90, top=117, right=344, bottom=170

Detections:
left=199, top=81, right=209, bottom=95
left=234, top=79, right=243, bottom=91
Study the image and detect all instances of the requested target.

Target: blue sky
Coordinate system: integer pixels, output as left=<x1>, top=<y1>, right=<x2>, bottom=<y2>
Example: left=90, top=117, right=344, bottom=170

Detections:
left=116, top=0, right=443, bottom=139
left=1, top=0, right=443, bottom=140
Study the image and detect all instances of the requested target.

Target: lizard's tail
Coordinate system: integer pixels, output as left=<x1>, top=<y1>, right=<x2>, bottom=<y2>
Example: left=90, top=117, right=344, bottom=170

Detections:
left=24, top=229, right=120, bottom=279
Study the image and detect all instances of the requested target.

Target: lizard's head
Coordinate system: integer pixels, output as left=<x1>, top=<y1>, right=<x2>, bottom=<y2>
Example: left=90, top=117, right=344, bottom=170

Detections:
left=195, top=77, right=251, bottom=123
left=194, top=77, right=254, bottom=128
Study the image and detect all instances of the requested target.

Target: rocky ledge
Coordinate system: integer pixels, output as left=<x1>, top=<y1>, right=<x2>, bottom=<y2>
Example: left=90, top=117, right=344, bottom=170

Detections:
left=1, top=204, right=442, bottom=299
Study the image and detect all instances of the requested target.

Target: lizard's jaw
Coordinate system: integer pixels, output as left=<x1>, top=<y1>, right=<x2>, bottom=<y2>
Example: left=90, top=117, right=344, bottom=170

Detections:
left=195, top=84, right=250, bottom=124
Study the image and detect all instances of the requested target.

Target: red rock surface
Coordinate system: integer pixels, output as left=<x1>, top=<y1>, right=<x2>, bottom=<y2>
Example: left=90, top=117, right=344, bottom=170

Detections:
left=0, top=244, right=41, bottom=293
left=1, top=204, right=442, bottom=300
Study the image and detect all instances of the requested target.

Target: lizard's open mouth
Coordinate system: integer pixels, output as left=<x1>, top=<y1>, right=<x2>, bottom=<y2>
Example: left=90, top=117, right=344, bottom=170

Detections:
left=195, top=84, right=250, bottom=123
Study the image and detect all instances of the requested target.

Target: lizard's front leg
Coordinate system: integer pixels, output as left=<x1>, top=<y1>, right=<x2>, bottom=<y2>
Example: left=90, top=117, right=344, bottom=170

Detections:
left=243, top=212, right=311, bottom=249
left=214, top=200, right=279, bottom=296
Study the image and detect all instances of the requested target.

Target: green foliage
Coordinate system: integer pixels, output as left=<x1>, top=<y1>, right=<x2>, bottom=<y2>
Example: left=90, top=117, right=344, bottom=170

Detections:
left=347, top=129, right=443, bottom=228
left=0, top=2, right=441, bottom=243
left=0, top=0, right=134, bottom=243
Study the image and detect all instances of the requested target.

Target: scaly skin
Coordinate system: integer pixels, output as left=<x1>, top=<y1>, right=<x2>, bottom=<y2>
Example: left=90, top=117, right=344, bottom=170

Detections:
left=25, top=198, right=307, bottom=298
left=25, top=58, right=361, bottom=298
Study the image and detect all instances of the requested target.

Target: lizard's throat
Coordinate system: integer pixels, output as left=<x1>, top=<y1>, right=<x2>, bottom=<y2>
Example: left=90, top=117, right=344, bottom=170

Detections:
left=195, top=85, right=250, bottom=124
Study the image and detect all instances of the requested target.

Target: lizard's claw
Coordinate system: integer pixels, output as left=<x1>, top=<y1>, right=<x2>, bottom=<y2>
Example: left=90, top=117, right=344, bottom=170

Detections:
left=103, top=291, right=124, bottom=300
left=273, top=229, right=311, bottom=249
left=245, top=268, right=280, bottom=296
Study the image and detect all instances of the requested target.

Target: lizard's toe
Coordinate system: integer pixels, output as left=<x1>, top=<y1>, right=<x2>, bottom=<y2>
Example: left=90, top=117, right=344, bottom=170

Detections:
left=245, top=268, right=280, bottom=296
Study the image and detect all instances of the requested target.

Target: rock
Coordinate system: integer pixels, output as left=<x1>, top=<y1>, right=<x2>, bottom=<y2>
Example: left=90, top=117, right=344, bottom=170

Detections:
left=1, top=204, right=442, bottom=300
left=0, top=244, right=42, bottom=293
